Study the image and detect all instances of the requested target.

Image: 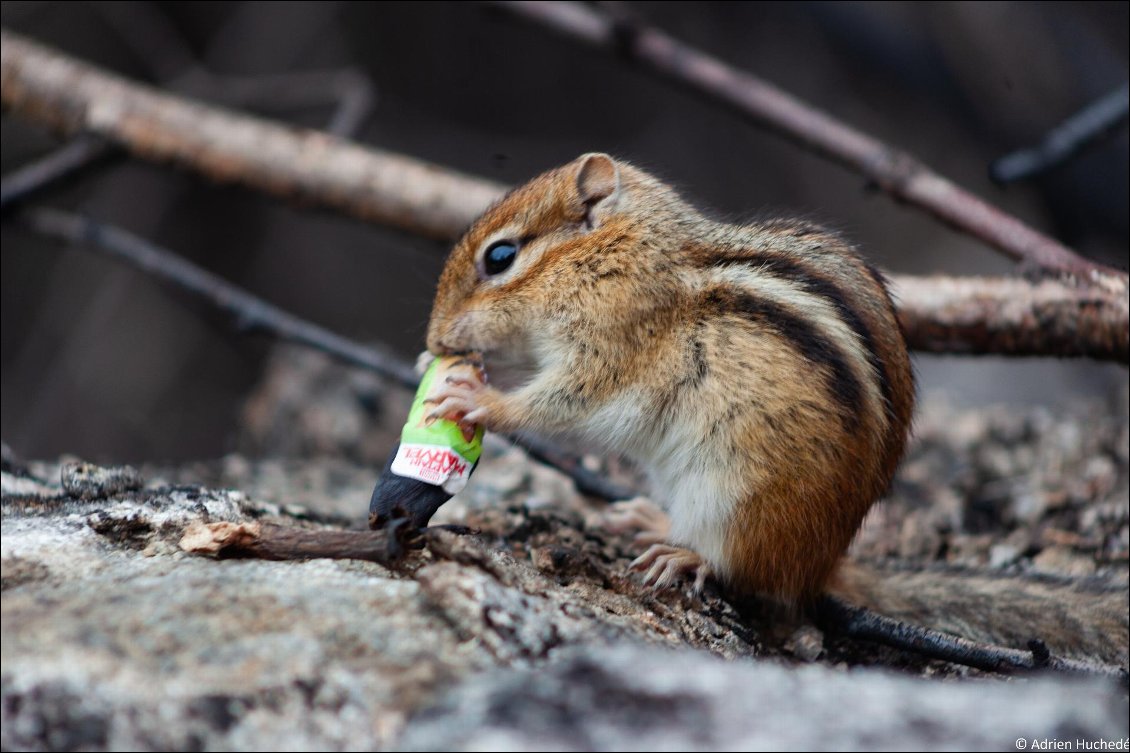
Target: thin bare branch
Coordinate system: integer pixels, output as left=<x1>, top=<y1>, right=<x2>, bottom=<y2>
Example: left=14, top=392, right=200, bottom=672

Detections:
left=890, top=274, right=1129, bottom=362
left=491, top=1, right=1124, bottom=282
left=19, top=207, right=420, bottom=388
left=0, top=134, right=112, bottom=210
left=508, top=433, right=635, bottom=501
left=1, top=29, right=505, bottom=241
left=815, top=595, right=1127, bottom=681
left=991, top=83, right=1130, bottom=184
left=94, top=1, right=376, bottom=137
left=171, top=68, right=376, bottom=138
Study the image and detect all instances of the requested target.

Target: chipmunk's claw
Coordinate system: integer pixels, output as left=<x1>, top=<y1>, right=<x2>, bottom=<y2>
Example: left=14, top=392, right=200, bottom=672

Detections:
left=426, top=379, right=498, bottom=431
left=426, top=382, right=481, bottom=421
left=630, top=544, right=712, bottom=593
left=444, top=375, right=479, bottom=388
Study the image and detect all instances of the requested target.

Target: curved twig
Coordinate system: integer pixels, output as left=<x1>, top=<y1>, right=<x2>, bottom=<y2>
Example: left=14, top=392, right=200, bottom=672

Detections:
left=0, top=134, right=113, bottom=210
left=19, top=207, right=420, bottom=388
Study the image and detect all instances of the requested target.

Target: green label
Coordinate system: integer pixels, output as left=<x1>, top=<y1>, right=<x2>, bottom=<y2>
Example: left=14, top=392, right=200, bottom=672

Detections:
left=401, top=359, right=484, bottom=463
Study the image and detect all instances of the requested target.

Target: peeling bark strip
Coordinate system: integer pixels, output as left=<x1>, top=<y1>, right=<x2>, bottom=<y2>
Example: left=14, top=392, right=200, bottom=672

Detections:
left=179, top=520, right=417, bottom=565
left=3, top=31, right=1127, bottom=362
left=493, top=2, right=1124, bottom=282
left=890, top=275, right=1130, bottom=363
left=0, top=30, right=505, bottom=241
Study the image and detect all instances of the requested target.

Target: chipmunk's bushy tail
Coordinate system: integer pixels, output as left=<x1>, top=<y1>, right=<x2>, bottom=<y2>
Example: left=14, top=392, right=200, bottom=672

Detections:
left=831, top=561, right=1129, bottom=665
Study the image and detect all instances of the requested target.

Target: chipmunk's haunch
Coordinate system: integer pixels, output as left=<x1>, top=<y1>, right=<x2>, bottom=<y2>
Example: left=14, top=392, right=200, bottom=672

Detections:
left=425, top=152, right=912, bottom=604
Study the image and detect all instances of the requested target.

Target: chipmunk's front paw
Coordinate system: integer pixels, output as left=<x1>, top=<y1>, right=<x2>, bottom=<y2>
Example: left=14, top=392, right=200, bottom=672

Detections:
left=630, top=544, right=712, bottom=593
left=425, top=376, right=501, bottom=428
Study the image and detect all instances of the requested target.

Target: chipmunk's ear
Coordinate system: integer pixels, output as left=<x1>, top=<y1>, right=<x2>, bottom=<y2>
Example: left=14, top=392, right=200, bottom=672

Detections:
left=575, top=153, right=620, bottom=229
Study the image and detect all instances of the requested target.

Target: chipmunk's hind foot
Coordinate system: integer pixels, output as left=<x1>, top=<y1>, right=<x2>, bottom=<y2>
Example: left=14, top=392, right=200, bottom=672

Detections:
left=603, top=496, right=671, bottom=547
left=631, top=544, right=713, bottom=594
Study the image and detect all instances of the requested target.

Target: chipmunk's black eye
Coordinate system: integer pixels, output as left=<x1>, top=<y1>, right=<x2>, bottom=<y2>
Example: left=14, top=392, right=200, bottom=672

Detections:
left=483, top=240, right=519, bottom=276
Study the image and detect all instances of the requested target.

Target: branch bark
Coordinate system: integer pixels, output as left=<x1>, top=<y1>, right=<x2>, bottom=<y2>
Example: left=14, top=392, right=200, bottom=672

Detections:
left=179, top=520, right=418, bottom=565
left=1, top=29, right=505, bottom=241
left=890, top=274, right=1129, bottom=362
left=3, top=30, right=1127, bottom=363
left=491, top=2, right=1124, bottom=282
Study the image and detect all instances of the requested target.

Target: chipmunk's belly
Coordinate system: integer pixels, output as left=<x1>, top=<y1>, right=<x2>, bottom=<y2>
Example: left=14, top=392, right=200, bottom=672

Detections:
left=584, top=392, right=739, bottom=575
left=644, top=458, right=736, bottom=574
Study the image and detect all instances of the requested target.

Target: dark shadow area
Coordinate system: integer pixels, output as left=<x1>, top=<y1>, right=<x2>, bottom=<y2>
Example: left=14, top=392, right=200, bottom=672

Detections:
left=2, top=1, right=1126, bottom=461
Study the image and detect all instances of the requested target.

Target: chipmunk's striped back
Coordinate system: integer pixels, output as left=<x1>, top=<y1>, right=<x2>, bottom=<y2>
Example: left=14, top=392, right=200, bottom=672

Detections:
left=661, top=219, right=915, bottom=602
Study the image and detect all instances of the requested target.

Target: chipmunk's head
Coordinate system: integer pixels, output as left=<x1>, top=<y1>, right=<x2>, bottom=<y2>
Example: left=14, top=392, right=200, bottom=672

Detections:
left=427, top=153, right=689, bottom=378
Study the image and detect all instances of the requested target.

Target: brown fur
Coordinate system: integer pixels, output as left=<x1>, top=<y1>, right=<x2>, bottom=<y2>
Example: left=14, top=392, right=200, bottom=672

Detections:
left=424, top=154, right=1125, bottom=661
left=429, top=154, right=909, bottom=605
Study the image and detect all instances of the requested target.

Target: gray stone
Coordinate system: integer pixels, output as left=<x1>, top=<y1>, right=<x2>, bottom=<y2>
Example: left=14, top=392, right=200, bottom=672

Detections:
left=400, top=645, right=1127, bottom=752
left=2, top=443, right=1127, bottom=751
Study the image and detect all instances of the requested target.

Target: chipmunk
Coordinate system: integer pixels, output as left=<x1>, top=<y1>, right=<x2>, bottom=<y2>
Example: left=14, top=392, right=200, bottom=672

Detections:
left=423, top=153, right=1128, bottom=664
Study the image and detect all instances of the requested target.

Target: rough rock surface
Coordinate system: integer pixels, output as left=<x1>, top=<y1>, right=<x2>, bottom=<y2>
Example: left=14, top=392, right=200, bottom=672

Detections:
left=2, top=350, right=1128, bottom=750
left=400, top=645, right=1126, bottom=752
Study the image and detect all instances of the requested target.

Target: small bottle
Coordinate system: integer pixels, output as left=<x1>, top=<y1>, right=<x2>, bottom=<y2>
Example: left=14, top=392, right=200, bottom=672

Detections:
left=369, top=357, right=484, bottom=529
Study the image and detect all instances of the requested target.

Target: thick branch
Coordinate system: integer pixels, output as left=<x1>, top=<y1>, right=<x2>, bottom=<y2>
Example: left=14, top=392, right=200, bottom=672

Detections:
left=1, top=29, right=504, bottom=241
left=1, top=6, right=374, bottom=209
left=491, top=2, right=1123, bottom=282
left=890, top=274, right=1129, bottom=362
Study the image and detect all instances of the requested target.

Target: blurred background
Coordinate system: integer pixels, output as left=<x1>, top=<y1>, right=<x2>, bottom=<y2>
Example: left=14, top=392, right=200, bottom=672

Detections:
left=1, top=1, right=1127, bottom=463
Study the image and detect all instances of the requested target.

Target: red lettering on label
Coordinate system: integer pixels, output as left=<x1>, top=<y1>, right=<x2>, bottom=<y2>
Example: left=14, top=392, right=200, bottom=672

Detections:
left=403, top=446, right=468, bottom=478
